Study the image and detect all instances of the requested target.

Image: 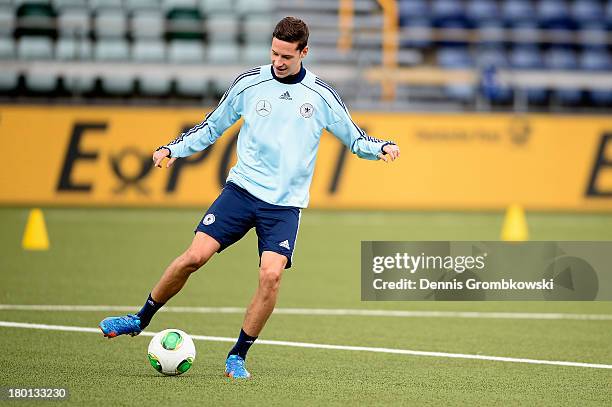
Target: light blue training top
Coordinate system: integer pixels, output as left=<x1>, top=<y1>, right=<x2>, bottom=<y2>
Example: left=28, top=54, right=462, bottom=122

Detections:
left=162, top=64, right=394, bottom=208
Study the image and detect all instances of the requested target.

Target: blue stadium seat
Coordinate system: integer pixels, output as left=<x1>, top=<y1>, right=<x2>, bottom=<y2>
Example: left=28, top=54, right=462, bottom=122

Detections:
left=572, top=0, right=604, bottom=24
left=509, top=46, right=548, bottom=104
left=578, top=22, right=608, bottom=50
left=400, top=18, right=432, bottom=49
left=465, top=0, right=498, bottom=25
left=398, top=0, right=429, bottom=25
left=606, top=1, right=612, bottom=25
left=537, top=0, right=572, bottom=29
left=580, top=49, right=612, bottom=105
left=437, top=47, right=475, bottom=102
left=502, top=0, right=536, bottom=25
left=431, top=0, right=467, bottom=29
left=545, top=47, right=581, bottom=105
left=477, top=20, right=505, bottom=47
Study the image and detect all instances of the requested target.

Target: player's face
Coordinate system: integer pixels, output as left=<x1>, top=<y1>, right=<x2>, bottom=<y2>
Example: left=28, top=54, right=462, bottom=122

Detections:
left=271, top=37, right=308, bottom=78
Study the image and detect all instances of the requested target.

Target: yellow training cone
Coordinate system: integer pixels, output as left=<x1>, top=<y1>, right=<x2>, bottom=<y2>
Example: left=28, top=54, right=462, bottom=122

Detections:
left=501, top=204, right=529, bottom=241
left=22, top=208, right=49, bottom=250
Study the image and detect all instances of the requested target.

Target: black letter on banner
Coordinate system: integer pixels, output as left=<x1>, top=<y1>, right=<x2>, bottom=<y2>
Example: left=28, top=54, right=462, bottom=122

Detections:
left=57, top=123, right=107, bottom=191
left=110, top=148, right=154, bottom=194
left=165, top=124, right=215, bottom=193
left=218, top=131, right=239, bottom=188
left=586, top=133, right=612, bottom=197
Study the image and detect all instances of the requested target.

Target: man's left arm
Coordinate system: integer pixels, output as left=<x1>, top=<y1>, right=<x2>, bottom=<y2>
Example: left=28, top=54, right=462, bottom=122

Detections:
left=325, top=102, right=400, bottom=162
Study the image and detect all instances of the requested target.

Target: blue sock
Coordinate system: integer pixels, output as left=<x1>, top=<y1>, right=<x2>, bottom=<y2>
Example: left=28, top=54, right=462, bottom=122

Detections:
left=136, top=293, right=165, bottom=329
left=227, top=329, right=258, bottom=360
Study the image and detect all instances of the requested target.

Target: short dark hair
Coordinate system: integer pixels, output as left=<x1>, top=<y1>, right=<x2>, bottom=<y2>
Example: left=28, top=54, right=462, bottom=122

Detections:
left=272, top=16, right=309, bottom=51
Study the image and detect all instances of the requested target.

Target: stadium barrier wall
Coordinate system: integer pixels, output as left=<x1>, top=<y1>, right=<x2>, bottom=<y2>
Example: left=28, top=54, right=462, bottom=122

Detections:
left=1, top=105, right=611, bottom=211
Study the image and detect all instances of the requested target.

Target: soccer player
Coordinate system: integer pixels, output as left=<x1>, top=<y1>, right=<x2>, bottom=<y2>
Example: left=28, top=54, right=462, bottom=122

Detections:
left=99, top=16, right=400, bottom=379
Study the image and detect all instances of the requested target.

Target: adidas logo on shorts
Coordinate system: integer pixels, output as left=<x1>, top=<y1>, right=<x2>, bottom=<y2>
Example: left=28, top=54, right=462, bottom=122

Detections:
left=279, top=240, right=291, bottom=250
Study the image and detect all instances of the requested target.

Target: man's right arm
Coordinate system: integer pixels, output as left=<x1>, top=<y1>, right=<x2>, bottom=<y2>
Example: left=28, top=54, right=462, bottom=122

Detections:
left=155, top=67, right=264, bottom=160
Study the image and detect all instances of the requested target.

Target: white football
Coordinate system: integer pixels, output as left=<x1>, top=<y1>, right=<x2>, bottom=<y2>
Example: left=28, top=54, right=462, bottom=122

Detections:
left=147, top=329, right=196, bottom=376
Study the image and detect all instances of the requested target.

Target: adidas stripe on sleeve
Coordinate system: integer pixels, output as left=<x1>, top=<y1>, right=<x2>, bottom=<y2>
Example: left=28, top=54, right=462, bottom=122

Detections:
left=314, top=77, right=394, bottom=161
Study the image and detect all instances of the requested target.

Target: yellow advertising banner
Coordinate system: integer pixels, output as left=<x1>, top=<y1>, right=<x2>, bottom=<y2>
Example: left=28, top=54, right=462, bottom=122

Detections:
left=0, top=105, right=611, bottom=210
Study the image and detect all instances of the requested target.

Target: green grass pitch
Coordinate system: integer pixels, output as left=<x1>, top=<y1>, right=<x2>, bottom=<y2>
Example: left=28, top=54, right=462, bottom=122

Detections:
left=0, top=208, right=611, bottom=406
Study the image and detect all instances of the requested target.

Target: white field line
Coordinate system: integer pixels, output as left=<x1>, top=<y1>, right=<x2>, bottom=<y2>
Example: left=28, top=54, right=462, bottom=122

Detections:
left=0, top=304, right=611, bottom=321
left=0, top=320, right=610, bottom=370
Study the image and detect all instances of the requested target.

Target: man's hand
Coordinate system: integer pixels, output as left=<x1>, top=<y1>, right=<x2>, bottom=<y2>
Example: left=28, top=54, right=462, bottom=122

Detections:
left=152, top=147, right=177, bottom=168
left=378, top=144, right=400, bottom=163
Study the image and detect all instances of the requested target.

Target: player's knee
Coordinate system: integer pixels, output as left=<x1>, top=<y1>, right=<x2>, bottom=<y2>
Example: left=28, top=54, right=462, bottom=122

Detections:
left=258, top=266, right=282, bottom=291
left=181, top=249, right=209, bottom=272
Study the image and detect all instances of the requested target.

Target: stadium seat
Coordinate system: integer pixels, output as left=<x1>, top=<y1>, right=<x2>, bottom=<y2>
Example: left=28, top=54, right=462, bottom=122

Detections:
left=399, top=0, right=429, bottom=25
left=606, top=1, right=612, bottom=24
left=0, top=6, right=15, bottom=36
left=207, top=41, right=240, bottom=64
left=580, top=49, right=612, bottom=105
left=94, top=9, right=127, bottom=39
left=0, top=37, right=18, bottom=92
left=167, top=39, right=204, bottom=63
left=243, top=15, right=274, bottom=45
left=431, top=0, right=466, bottom=28
left=131, top=9, right=164, bottom=39
left=132, top=39, right=170, bottom=95
left=89, top=0, right=123, bottom=11
left=16, top=0, right=56, bottom=37
left=166, top=5, right=203, bottom=40
left=234, top=0, right=272, bottom=14
left=477, top=20, right=505, bottom=47
left=465, top=0, right=499, bottom=25
left=502, top=0, right=536, bottom=24
left=56, top=37, right=95, bottom=93
left=572, top=0, right=604, bottom=24
left=437, top=47, right=475, bottom=102
left=578, top=22, right=608, bottom=49
left=206, top=13, right=238, bottom=43
left=400, top=18, right=432, bottom=49
left=162, top=0, right=197, bottom=10
left=537, top=0, right=572, bottom=29
left=55, top=36, right=91, bottom=59
left=199, top=0, right=234, bottom=14
left=52, top=0, right=87, bottom=10
left=94, top=39, right=134, bottom=95
left=17, top=36, right=58, bottom=92
left=132, top=39, right=165, bottom=62
left=57, top=8, right=90, bottom=38
left=545, top=47, right=581, bottom=105
left=509, top=46, right=548, bottom=104
left=510, top=20, right=539, bottom=44
left=125, top=0, right=161, bottom=11
left=242, top=43, right=270, bottom=65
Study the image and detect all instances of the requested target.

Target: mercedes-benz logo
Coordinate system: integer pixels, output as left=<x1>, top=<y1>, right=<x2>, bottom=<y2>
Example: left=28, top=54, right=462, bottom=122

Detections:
left=256, top=100, right=271, bottom=116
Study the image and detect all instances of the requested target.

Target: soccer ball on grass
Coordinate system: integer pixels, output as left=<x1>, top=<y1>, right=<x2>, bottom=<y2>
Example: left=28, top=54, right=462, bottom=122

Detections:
left=147, top=329, right=196, bottom=376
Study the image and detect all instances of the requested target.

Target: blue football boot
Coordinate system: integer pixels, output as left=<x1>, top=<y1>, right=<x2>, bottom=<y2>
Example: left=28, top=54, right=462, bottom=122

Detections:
left=224, top=355, right=251, bottom=379
left=99, top=314, right=142, bottom=338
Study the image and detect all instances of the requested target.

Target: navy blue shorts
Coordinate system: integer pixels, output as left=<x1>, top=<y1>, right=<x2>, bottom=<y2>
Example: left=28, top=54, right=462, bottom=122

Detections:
left=195, top=182, right=301, bottom=269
